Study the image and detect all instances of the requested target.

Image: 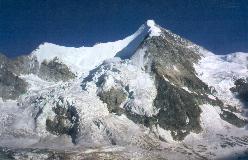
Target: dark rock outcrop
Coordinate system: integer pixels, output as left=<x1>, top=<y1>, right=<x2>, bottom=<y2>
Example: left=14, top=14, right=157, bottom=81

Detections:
left=154, top=76, right=202, bottom=140
left=9, top=55, right=39, bottom=75
left=0, top=66, right=28, bottom=100
left=98, top=88, right=127, bottom=115
left=135, top=32, right=214, bottom=140
left=39, top=57, right=76, bottom=82
left=0, top=53, right=28, bottom=100
left=144, top=32, right=247, bottom=135
left=46, top=97, right=79, bottom=144
left=0, top=53, right=39, bottom=76
left=0, top=53, right=76, bottom=99
left=228, top=78, right=248, bottom=127
left=143, top=33, right=210, bottom=94
left=0, top=54, right=8, bottom=68
left=220, top=110, right=247, bottom=128
left=230, top=78, right=248, bottom=102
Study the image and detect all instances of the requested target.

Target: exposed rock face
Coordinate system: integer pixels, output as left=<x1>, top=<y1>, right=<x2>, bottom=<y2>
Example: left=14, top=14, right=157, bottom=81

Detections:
left=143, top=32, right=209, bottom=93
left=8, top=55, right=39, bottom=75
left=0, top=53, right=39, bottom=75
left=154, top=77, right=202, bottom=140
left=227, top=78, right=248, bottom=127
left=97, top=86, right=158, bottom=129
left=0, top=53, right=28, bottom=100
left=129, top=32, right=214, bottom=140
left=0, top=54, right=76, bottom=100
left=143, top=33, right=248, bottom=139
left=220, top=110, right=247, bottom=127
left=39, top=57, right=76, bottom=82
left=0, top=67, right=28, bottom=100
left=230, top=78, right=248, bottom=102
left=0, top=54, right=8, bottom=68
left=98, top=88, right=127, bottom=115
left=45, top=96, right=79, bottom=144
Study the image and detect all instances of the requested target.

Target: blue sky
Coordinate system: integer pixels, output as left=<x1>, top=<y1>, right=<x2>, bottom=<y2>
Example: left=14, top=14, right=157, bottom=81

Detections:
left=0, top=0, right=247, bottom=57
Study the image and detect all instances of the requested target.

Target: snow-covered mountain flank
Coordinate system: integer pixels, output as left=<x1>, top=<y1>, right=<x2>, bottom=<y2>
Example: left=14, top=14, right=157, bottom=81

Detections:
left=0, top=20, right=248, bottom=160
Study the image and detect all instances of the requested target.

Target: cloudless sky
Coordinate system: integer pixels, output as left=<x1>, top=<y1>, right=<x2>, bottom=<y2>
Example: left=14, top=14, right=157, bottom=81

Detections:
left=0, top=0, right=247, bottom=57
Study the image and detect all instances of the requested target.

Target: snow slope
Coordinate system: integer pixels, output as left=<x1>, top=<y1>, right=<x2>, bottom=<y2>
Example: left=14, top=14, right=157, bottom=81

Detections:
left=32, top=20, right=161, bottom=76
left=225, top=52, right=248, bottom=65
left=195, top=48, right=248, bottom=109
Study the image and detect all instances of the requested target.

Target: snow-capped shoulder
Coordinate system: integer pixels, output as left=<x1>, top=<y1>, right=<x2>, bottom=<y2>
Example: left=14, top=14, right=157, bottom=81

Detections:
left=225, top=52, right=248, bottom=65
left=31, top=24, right=149, bottom=76
left=194, top=49, right=248, bottom=109
left=30, top=20, right=161, bottom=77
left=146, top=20, right=161, bottom=37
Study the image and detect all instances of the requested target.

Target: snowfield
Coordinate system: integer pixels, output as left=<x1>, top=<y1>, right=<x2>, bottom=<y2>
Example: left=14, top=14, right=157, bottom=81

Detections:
left=195, top=48, right=248, bottom=111
left=32, top=20, right=161, bottom=76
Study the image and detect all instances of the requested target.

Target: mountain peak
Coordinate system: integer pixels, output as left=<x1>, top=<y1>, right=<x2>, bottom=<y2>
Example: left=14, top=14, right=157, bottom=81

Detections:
left=1, top=19, right=248, bottom=159
left=146, top=19, right=162, bottom=37
left=146, top=19, right=156, bottom=26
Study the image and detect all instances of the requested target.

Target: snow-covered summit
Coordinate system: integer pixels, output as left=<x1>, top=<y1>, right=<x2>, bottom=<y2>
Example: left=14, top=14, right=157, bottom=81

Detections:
left=146, top=20, right=161, bottom=36
left=31, top=20, right=161, bottom=76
